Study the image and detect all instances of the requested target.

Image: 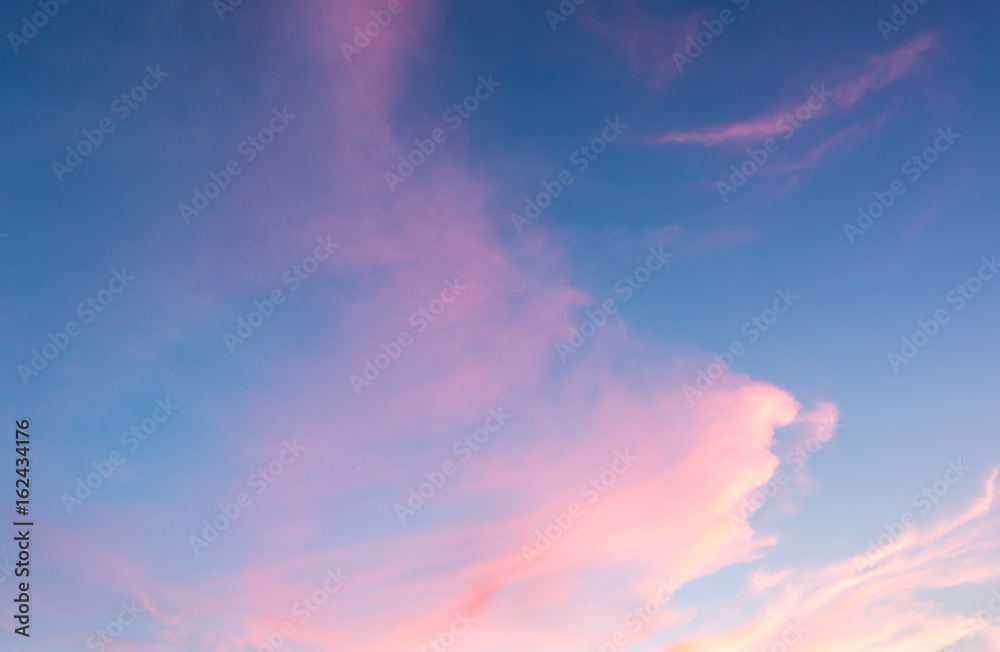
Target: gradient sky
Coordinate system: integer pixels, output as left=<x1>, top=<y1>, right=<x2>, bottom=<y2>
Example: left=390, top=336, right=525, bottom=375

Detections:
left=2, top=0, right=1000, bottom=650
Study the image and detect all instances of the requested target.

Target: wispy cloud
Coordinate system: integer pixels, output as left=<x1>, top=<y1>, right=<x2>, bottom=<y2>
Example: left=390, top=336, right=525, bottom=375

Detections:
left=653, top=32, right=937, bottom=149
left=664, top=470, right=1000, bottom=652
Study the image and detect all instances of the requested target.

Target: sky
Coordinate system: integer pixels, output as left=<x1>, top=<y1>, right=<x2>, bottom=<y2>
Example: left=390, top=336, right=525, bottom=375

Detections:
left=1, top=0, right=1000, bottom=650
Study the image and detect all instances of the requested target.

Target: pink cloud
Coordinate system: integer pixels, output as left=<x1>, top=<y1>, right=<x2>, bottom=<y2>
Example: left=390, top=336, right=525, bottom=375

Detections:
left=830, top=31, right=937, bottom=110
left=653, top=32, right=937, bottom=149
left=764, top=108, right=895, bottom=196
left=663, top=470, right=1000, bottom=652
left=788, top=108, right=894, bottom=172
left=655, top=114, right=797, bottom=147
left=56, top=362, right=818, bottom=652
